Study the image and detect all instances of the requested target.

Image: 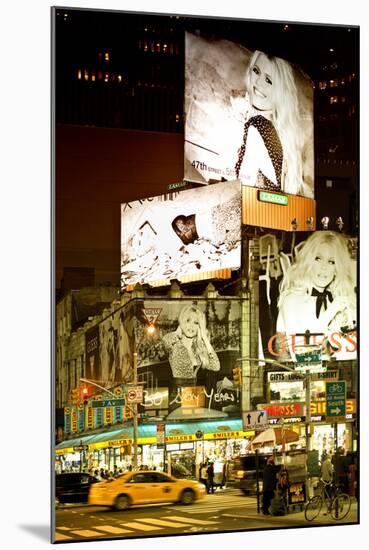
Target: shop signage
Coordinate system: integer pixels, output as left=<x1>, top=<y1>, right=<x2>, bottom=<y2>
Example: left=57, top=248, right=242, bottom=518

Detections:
left=261, top=402, right=304, bottom=418
left=91, top=399, right=125, bottom=408
left=86, top=407, right=94, bottom=429
left=71, top=408, right=77, bottom=433
left=168, top=181, right=188, bottom=191
left=73, top=444, right=89, bottom=452
left=267, top=370, right=339, bottom=383
left=242, top=410, right=268, bottom=430
left=143, top=308, right=162, bottom=325
left=108, top=439, right=133, bottom=447
left=261, top=398, right=355, bottom=419
left=258, top=190, right=289, bottom=206
left=126, top=386, right=144, bottom=404
left=326, top=381, right=346, bottom=421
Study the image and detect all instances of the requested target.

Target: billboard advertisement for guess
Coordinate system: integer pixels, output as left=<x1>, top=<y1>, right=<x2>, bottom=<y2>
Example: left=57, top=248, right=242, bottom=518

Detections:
left=121, top=180, right=241, bottom=288
left=133, top=299, right=242, bottom=420
left=258, top=230, right=357, bottom=364
left=184, top=32, right=314, bottom=198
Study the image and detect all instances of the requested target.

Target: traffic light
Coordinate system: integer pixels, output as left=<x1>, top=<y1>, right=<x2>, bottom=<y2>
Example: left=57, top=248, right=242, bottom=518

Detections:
left=81, top=385, right=90, bottom=404
left=232, top=367, right=242, bottom=386
left=71, top=388, right=80, bottom=405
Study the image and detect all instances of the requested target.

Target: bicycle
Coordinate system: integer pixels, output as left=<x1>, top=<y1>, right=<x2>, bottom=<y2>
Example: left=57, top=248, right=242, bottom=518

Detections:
left=305, top=479, right=351, bottom=521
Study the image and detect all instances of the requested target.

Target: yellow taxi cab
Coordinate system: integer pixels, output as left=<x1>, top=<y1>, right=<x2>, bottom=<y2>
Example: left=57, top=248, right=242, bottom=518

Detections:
left=88, top=470, right=206, bottom=511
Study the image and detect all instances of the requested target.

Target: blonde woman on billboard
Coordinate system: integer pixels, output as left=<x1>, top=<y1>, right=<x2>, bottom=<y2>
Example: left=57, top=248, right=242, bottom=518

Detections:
left=163, top=304, right=220, bottom=385
left=235, top=50, right=305, bottom=195
left=276, top=231, right=356, bottom=360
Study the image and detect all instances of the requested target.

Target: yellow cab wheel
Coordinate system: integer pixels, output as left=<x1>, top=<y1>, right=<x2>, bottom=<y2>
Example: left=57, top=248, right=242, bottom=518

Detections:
left=114, top=494, right=131, bottom=511
left=180, top=489, right=195, bottom=505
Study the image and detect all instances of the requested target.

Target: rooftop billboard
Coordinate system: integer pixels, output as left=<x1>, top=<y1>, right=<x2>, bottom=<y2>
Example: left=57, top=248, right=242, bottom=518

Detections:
left=121, top=180, right=241, bottom=288
left=184, top=32, right=314, bottom=198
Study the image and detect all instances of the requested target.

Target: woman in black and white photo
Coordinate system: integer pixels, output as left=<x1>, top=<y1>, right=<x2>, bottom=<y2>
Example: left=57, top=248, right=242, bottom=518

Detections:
left=162, top=304, right=220, bottom=386
left=235, top=49, right=306, bottom=195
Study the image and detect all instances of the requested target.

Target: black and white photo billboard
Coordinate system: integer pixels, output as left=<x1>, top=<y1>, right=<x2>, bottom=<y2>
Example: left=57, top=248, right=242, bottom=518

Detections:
left=185, top=32, right=314, bottom=198
left=259, top=231, right=357, bottom=364
left=121, top=180, right=241, bottom=288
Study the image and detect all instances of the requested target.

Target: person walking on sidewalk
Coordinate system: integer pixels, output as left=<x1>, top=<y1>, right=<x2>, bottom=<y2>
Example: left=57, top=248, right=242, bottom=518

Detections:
left=199, top=463, right=208, bottom=488
left=262, top=457, right=279, bottom=515
left=207, top=462, right=215, bottom=494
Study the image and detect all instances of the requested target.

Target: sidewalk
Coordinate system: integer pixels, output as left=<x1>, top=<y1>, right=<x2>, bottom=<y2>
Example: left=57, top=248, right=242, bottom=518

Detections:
left=222, top=498, right=358, bottom=526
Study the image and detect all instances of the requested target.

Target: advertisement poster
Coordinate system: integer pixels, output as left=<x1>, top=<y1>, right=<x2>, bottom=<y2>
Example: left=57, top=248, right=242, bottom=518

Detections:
left=117, top=298, right=242, bottom=420
left=99, top=305, right=135, bottom=386
left=121, top=180, right=241, bottom=288
left=184, top=32, right=314, bottom=198
left=259, top=230, right=357, bottom=363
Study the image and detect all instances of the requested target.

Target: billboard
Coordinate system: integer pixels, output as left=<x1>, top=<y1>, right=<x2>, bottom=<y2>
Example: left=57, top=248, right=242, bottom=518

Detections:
left=184, top=32, right=314, bottom=198
left=119, top=298, right=242, bottom=420
left=99, top=304, right=136, bottom=385
left=259, top=230, right=357, bottom=363
left=121, top=180, right=241, bottom=288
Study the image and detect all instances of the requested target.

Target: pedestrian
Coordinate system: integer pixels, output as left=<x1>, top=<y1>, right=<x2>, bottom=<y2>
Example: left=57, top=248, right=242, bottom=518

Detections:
left=262, top=457, right=279, bottom=515
left=333, top=447, right=349, bottom=492
left=321, top=453, right=333, bottom=484
left=206, top=462, right=215, bottom=494
left=94, top=469, right=102, bottom=481
left=269, top=489, right=287, bottom=516
left=277, top=467, right=290, bottom=509
left=199, top=463, right=208, bottom=488
left=221, top=461, right=227, bottom=489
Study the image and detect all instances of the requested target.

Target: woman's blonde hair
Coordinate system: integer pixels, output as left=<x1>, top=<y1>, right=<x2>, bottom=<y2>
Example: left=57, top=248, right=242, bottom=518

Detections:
left=278, top=231, right=356, bottom=309
left=246, top=50, right=303, bottom=194
left=178, top=305, right=211, bottom=368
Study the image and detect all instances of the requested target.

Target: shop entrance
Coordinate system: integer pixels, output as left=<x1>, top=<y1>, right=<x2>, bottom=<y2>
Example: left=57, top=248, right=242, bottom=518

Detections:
left=168, top=450, right=196, bottom=479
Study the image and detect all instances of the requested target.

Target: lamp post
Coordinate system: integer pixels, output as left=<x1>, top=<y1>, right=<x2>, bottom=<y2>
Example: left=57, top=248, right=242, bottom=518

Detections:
left=132, top=351, right=139, bottom=470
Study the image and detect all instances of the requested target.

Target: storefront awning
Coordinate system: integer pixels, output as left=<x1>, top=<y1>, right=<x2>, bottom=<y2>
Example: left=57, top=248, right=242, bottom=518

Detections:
left=55, top=418, right=252, bottom=453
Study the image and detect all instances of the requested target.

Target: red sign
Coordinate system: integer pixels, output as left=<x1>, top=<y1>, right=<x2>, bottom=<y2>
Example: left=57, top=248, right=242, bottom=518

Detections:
left=261, top=399, right=356, bottom=418
left=261, top=403, right=304, bottom=418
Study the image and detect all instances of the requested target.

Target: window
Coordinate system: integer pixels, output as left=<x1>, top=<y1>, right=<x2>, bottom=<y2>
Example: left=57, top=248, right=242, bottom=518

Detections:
left=151, top=473, right=174, bottom=483
left=129, top=473, right=151, bottom=483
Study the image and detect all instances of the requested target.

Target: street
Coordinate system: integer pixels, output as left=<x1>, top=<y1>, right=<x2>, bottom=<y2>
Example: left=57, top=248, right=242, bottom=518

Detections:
left=54, top=489, right=358, bottom=542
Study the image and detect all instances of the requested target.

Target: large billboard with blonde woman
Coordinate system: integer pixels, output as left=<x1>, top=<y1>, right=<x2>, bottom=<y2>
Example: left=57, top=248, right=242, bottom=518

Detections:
left=184, top=32, right=314, bottom=198
left=258, top=231, right=357, bottom=364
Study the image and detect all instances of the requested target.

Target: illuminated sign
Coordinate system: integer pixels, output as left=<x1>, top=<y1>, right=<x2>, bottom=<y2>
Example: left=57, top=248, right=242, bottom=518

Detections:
left=121, top=180, right=241, bottom=288
left=260, top=230, right=356, bottom=364
left=261, top=402, right=304, bottom=418
left=168, top=182, right=188, bottom=191
left=258, top=191, right=289, bottom=206
left=184, top=32, right=314, bottom=199
left=261, top=399, right=356, bottom=418
left=267, top=370, right=339, bottom=383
